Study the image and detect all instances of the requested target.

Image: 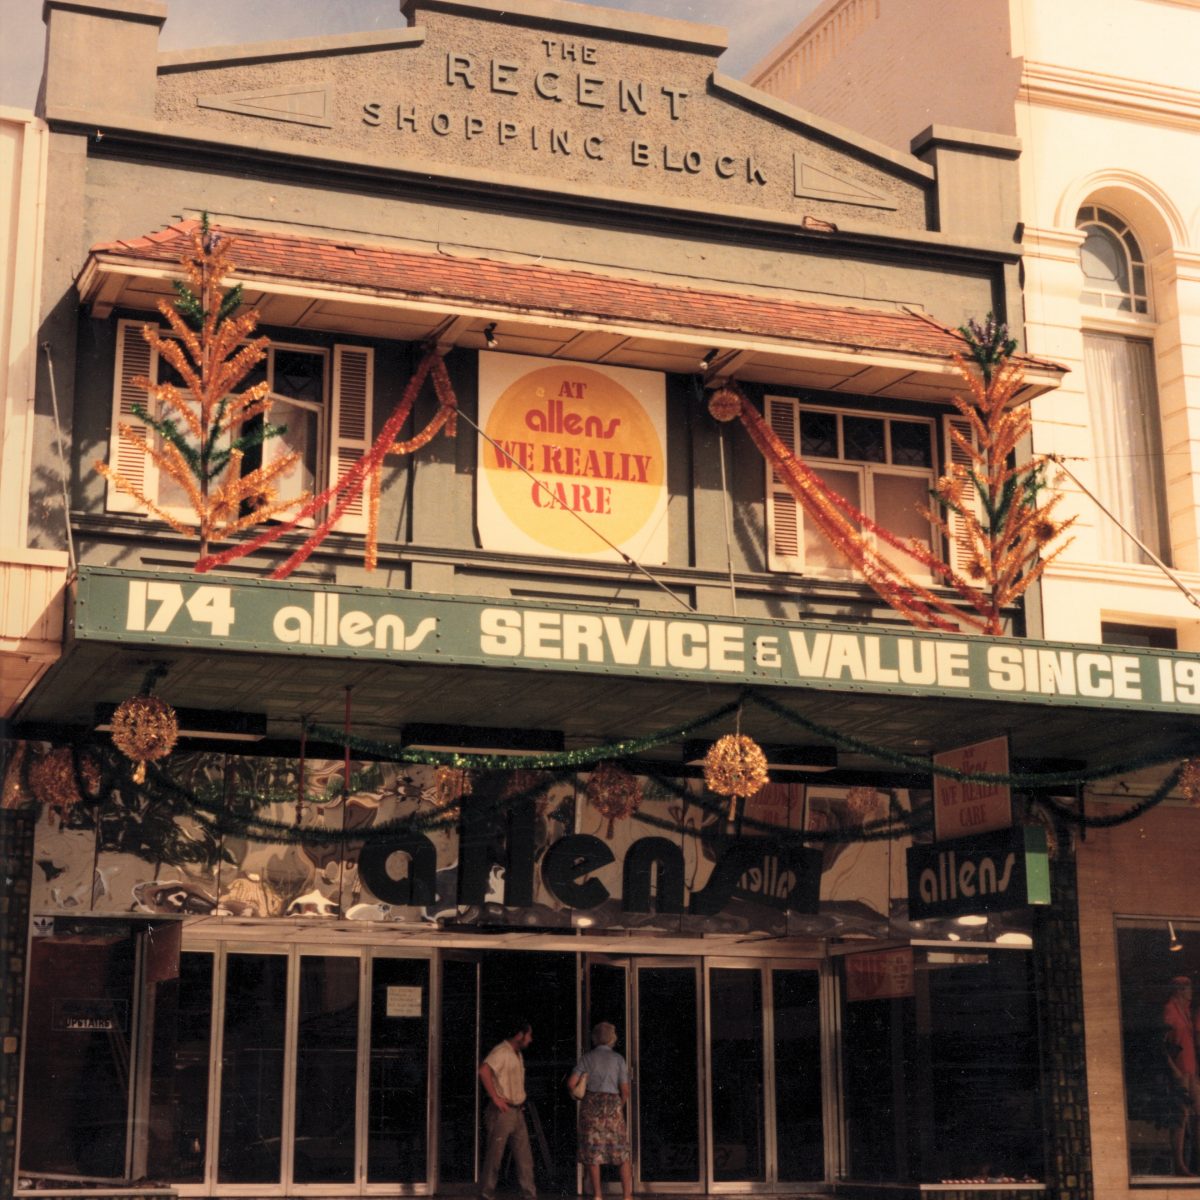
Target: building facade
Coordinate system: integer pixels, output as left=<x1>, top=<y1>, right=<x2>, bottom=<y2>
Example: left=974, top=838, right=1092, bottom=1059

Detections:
left=1, top=2, right=1197, bottom=1200
left=749, top=1, right=1200, bottom=1194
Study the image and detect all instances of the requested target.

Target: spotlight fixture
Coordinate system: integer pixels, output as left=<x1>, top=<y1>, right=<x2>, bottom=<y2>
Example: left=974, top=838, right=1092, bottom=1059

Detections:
left=698, top=348, right=718, bottom=370
left=483, top=323, right=498, bottom=349
left=994, top=932, right=1034, bottom=947
left=1168, top=920, right=1184, bottom=952
left=94, top=704, right=267, bottom=742
left=682, top=740, right=837, bottom=773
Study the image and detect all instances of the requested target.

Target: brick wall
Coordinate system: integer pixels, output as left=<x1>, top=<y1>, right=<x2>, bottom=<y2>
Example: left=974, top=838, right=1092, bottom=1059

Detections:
left=748, top=0, right=1019, bottom=153
left=1075, top=801, right=1200, bottom=1200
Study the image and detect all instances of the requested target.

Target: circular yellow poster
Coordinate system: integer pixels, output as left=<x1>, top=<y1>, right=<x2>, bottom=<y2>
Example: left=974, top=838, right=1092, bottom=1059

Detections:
left=479, top=356, right=667, bottom=561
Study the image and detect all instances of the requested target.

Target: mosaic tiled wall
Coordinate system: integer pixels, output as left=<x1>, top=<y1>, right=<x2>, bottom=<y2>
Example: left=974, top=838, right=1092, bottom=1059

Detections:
left=1, top=806, right=35, bottom=1181
left=1034, top=824, right=1094, bottom=1200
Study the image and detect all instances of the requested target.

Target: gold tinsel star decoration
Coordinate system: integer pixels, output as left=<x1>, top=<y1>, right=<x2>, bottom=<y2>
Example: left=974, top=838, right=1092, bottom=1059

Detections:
left=703, top=734, right=769, bottom=826
left=585, top=762, right=643, bottom=839
left=111, top=695, right=179, bottom=783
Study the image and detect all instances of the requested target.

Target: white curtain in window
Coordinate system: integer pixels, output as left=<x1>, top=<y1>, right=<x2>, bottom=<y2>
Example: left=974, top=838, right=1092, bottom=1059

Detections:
left=1082, top=333, right=1167, bottom=564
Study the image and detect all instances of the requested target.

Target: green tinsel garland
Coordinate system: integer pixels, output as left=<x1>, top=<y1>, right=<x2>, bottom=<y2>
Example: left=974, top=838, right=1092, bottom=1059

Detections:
left=746, top=688, right=1199, bottom=789
left=306, top=700, right=741, bottom=771
left=17, top=678, right=1197, bottom=862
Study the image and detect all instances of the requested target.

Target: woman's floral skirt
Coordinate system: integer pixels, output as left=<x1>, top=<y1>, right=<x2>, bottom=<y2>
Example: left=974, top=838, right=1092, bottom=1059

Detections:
left=578, top=1091, right=629, bottom=1164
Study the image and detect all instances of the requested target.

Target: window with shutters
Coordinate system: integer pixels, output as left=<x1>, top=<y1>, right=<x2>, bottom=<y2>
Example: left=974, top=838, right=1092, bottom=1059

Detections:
left=764, top=397, right=938, bottom=579
left=105, top=321, right=373, bottom=534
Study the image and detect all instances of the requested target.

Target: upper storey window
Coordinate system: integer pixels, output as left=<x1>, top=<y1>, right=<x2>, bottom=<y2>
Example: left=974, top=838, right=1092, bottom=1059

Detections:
left=1077, top=206, right=1149, bottom=315
left=105, top=320, right=374, bottom=533
left=1074, top=206, right=1168, bottom=565
left=765, top=398, right=941, bottom=580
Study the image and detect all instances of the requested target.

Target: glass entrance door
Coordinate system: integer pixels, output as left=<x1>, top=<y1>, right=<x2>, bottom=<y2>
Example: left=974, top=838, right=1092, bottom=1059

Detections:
left=704, top=960, right=824, bottom=1190
left=438, top=953, right=481, bottom=1191
left=366, top=954, right=431, bottom=1184
left=633, top=959, right=703, bottom=1190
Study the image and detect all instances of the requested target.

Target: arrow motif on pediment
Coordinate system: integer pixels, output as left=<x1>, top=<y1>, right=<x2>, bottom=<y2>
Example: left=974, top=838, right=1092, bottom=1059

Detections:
left=793, top=155, right=896, bottom=210
left=197, top=85, right=333, bottom=128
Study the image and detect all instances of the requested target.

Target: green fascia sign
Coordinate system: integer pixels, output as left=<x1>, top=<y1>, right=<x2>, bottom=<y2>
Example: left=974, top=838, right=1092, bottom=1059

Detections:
left=71, top=567, right=1200, bottom=714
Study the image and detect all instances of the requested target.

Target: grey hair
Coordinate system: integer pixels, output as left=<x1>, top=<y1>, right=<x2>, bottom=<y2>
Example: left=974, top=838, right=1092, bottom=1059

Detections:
left=592, top=1021, right=617, bottom=1047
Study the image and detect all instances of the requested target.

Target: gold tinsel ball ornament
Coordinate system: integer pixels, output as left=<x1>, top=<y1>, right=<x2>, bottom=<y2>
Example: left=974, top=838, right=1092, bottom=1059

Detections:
left=28, top=747, right=84, bottom=824
left=1180, top=757, right=1200, bottom=809
left=433, top=765, right=473, bottom=813
left=707, top=385, right=744, bottom=424
left=111, top=695, right=179, bottom=783
left=585, top=762, right=643, bottom=839
left=703, top=734, right=769, bottom=826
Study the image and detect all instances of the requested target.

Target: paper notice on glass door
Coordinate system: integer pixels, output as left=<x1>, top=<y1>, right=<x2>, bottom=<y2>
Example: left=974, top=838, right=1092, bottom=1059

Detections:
left=386, top=986, right=423, bottom=1017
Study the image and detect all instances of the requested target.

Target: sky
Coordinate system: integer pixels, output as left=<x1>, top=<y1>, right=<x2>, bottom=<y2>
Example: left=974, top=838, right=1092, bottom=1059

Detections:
left=0, top=0, right=819, bottom=111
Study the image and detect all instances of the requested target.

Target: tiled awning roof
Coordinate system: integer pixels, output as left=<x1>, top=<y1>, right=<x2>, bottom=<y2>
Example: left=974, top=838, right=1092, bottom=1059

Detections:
left=78, top=219, right=1065, bottom=400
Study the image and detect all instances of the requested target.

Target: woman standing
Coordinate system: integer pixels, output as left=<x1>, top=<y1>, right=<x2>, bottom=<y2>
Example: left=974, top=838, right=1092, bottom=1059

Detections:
left=567, top=1022, right=633, bottom=1200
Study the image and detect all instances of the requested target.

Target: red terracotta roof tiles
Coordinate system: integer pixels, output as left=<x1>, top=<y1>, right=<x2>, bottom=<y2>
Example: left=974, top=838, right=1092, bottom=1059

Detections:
left=89, top=219, right=1061, bottom=371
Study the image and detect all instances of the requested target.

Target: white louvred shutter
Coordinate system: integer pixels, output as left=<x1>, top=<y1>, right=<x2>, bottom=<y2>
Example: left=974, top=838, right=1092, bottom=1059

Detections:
left=105, top=319, right=157, bottom=513
left=329, top=345, right=374, bottom=534
left=942, top=414, right=982, bottom=574
left=765, top=395, right=803, bottom=572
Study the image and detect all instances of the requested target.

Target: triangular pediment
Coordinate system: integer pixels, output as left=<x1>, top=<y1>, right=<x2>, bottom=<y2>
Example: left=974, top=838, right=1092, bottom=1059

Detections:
left=153, top=0, right=935, bottom=233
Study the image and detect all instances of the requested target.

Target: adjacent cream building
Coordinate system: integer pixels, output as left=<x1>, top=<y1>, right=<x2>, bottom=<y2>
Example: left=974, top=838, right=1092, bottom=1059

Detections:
left=0, top=110, right=68, bottom=723
left=750, top=1, right=1200, bottom=1194
left=750, top=0, right=1200, bottom=649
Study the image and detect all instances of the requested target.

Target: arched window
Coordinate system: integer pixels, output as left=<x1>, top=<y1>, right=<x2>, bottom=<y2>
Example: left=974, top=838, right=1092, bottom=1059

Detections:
left=1075, top=205, right=1168, bottom=564
left=1077, top=206, right=1149, bottom=314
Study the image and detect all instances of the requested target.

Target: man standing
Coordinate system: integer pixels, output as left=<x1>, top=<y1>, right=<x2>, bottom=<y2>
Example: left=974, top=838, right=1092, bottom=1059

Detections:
left=479, top=1020, right=537, bottom=1200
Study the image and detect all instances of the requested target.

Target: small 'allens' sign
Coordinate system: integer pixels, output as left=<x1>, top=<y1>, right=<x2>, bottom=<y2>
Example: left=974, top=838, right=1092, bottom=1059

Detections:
left=906, top=826, right=1051, bottom=920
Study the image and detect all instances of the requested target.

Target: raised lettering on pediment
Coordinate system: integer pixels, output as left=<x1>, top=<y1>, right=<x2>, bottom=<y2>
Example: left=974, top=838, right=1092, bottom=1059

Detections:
left=197, top=85, right=333, bottom=128
left=794, top=155, right=896, bottom=210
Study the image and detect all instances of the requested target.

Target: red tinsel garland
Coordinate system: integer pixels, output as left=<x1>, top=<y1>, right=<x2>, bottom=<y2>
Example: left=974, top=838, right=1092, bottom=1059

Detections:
left=195, top=349, right=458, bottom=578
left=710, top=384, right=994, bottom=633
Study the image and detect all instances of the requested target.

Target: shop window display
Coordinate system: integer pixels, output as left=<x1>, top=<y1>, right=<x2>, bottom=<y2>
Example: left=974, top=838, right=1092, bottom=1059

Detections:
left=841, top=947, right=1042, bottom=1183
left=1115, top=919, right=1200, bottom=1180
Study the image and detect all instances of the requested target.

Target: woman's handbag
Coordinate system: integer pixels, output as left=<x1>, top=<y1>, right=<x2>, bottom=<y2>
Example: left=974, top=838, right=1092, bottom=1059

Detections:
left=568, top=1072, right=588, bottom=1101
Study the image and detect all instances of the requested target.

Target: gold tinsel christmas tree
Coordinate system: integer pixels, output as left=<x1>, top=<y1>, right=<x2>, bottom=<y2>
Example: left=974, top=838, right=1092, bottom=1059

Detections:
left=95, top=216, right=307, bottom=558
left=924, top=316, right=1076, bottom=634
